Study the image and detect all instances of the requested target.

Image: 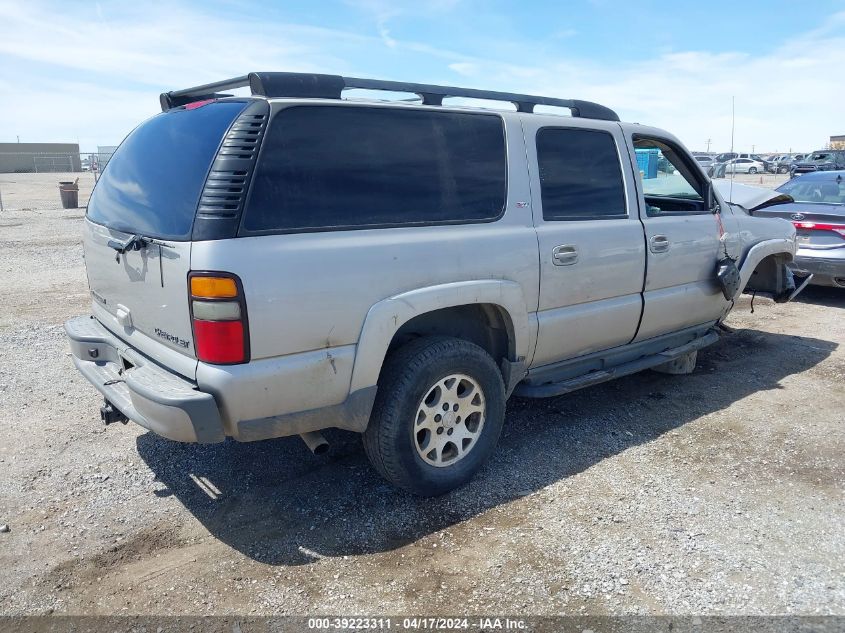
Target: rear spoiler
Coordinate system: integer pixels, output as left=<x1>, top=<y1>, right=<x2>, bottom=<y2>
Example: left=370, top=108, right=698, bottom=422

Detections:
left=159, top=72, right=620, bottom=122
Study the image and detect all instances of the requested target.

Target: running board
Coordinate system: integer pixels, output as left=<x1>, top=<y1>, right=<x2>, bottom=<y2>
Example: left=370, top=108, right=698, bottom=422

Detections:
left=513, top=330, right=720, bottom=398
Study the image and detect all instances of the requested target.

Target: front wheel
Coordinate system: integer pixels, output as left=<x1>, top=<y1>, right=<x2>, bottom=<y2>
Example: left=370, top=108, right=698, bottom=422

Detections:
left=363, top=336, right=506, bottom=496
left=748, top=167, right=758, bottom=174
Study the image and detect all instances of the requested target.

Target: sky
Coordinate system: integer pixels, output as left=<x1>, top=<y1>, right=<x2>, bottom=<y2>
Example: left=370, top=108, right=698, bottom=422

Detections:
left=1, top=0, right=843, bottom=153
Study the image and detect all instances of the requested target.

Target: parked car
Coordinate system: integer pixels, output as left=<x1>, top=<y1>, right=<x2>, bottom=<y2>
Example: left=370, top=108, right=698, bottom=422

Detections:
left=752, top=171, right=845, bottom=288
left=64, top=71, right=798, bottom=495
left=766, top=154, right=792, bottom=174
left=694, top=155, right=715, bottom=170
left=709, top=161, right=726, bottom=178
left=724, top=158, right=765, bottom=174
left=790, top=150, right=845, bottom=177
left=712, top=153, right=770, bottom=176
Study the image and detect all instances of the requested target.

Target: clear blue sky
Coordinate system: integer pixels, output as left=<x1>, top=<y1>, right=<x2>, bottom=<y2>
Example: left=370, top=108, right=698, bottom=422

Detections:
left=1, top=0, right=843, bottom=152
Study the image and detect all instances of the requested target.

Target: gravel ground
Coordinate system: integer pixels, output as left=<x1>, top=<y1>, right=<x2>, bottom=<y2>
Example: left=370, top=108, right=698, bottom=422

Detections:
left=0, top=172, right=842, bottom=617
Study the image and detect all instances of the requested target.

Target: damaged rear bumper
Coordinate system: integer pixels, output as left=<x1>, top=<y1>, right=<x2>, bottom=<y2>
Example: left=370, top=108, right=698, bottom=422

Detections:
left=65, top=316, right=225, bottom=443
left=789, top=254, right=845, bottom=288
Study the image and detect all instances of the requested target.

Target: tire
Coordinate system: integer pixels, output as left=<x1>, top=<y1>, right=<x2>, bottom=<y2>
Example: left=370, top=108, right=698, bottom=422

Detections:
left=748, top=167, right=758, bottom=174
left=363, top=336, right=506, bottom=496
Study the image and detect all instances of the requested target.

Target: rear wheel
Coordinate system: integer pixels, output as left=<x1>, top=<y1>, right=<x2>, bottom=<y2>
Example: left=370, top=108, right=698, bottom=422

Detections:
left=363, top=336, right=506, bottom=496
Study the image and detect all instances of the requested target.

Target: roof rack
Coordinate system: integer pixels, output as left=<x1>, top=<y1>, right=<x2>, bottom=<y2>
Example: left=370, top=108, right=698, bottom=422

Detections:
left=159, top=72, right=620, bottom=122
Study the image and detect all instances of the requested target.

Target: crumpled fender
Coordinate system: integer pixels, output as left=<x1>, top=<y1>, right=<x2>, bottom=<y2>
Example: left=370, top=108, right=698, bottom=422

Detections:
left=735, top=237, right=796, bottom=301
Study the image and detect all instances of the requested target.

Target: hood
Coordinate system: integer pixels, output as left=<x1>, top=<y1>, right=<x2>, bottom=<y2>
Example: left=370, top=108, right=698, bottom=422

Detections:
left=712, top=180, right=794, bottom=212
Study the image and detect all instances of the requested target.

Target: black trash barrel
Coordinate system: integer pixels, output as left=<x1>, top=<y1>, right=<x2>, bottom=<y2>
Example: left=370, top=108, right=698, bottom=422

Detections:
left=58, top=181, right=79, bottom=209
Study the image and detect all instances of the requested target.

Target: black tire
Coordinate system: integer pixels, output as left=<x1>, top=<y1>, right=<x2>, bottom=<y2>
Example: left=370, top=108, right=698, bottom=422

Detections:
left=748, top=167, right=758, bottom=174
left=363, top=336, right=506, bottom=496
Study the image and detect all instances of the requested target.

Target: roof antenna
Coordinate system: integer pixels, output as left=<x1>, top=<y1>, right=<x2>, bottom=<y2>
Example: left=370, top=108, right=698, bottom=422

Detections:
left=729, top=95, right=735, bottom=203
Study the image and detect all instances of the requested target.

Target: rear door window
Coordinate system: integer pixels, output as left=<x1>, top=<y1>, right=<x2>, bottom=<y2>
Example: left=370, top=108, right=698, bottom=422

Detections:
left=86, top=100, right=247, bottom=240
left=242, top=105, right=507, bottom=233
left=536, top=127, right=626, bottom=221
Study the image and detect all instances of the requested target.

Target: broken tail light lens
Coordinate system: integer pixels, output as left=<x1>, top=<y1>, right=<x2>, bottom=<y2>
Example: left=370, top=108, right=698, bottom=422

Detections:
left=189, top=272, right=249, bottom=364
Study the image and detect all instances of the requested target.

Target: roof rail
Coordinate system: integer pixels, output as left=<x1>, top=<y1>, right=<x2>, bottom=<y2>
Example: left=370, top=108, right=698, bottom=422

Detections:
left=159, top=72, right=620, bottom=122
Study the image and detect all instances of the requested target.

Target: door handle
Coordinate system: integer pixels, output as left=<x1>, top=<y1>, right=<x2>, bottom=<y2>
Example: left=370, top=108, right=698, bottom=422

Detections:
left=649, top=234, right=670, bottom=253
left=552, top=244, right=578, bottom=266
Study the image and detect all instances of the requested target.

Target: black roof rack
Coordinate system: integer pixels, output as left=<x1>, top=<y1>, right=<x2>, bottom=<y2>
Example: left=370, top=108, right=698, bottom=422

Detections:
left=159, top=72, right=620, bottom=122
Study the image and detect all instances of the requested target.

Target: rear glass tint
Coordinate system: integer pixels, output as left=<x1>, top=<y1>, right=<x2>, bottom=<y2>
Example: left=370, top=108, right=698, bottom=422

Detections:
left=242, top=106, right=507, bottom=233
left=87, top=101, right=247, bottom=240
left=778, top=178, right=845, bottom=204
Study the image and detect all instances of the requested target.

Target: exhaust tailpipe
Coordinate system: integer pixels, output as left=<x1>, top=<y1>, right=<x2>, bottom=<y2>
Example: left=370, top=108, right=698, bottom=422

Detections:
left=299, top=431, right=329, bottom=455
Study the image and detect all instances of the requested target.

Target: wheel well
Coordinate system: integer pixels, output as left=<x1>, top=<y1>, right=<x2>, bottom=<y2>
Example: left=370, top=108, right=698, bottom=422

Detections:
left=745, top=253, right=794, bottom=298
left=387, top=304, right=515, bottom=368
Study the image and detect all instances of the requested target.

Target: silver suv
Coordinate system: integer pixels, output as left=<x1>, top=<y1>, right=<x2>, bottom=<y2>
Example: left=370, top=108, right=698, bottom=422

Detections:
left=66, top=72, right=797, bottom=496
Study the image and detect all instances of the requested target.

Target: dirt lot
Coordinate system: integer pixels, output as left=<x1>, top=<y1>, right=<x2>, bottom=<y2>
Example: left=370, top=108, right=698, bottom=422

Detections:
left=0, top=172, right=842, bottom=616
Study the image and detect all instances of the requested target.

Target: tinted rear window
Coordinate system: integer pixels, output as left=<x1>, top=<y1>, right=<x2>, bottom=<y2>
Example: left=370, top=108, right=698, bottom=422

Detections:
left=777, top=178, right=845, bottom=204
left=87, top=101, right=247, bottom=240
left=537, top=127, right=626, bottom=220
left=242, top=106, right=507, bottom=233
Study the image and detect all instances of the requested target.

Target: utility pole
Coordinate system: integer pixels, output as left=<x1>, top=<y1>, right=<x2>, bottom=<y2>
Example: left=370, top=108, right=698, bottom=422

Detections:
left=752, top=144, right=755, bottom=153
left=706, top=138, right=712, bottom=152
left=16, top=135, right=20, bottom=143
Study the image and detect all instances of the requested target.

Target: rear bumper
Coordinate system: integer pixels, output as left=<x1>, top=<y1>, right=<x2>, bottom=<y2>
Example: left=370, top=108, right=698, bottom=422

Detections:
left=789, top=253, right=845, bottom=287
left=65, top=316, right=225, bottom=443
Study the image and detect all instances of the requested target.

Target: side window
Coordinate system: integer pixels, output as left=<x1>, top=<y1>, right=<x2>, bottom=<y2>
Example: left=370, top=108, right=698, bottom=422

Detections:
left=242, top=106, right=507, bottom=233
left=632, top=135, right=707, bottom=214
left=536, top=127, right=626, bottom=221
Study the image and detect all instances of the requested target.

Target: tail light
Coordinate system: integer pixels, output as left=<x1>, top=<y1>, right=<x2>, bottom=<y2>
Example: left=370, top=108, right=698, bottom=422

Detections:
left=188, top=272, right=249, bottom=364
left=792, top=221, right=845, bottom=238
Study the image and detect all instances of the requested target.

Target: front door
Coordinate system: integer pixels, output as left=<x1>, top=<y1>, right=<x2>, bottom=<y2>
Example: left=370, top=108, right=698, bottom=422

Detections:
left=524, top=117, right=646, bottom=367
left=624, top=130, right=730, bottom=341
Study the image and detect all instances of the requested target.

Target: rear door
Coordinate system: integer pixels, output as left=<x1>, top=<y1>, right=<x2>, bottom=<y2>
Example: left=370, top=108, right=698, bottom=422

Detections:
left=84, top=99, right=249, bottom=377
left=623, top=129, right=729, bottom=341
left=523, top=116, right=646, bottom=367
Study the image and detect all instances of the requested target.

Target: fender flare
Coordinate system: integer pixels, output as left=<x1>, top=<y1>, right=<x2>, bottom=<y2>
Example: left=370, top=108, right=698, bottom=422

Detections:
left=348, top=280, right=531, bottom=393
left=734, top=237, right=795, bottom=300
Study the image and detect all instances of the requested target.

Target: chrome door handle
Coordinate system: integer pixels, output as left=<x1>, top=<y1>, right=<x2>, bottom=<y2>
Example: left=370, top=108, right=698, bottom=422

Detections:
left=649, top=234, right=670, bottom=253
left=552, top=244, right=578, bottom=266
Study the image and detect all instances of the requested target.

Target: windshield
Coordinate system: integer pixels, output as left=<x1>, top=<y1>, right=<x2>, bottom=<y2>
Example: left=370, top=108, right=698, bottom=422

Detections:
left=86, top=100, right=247, bottom=240
left=777, top=178, right=845, bottom=205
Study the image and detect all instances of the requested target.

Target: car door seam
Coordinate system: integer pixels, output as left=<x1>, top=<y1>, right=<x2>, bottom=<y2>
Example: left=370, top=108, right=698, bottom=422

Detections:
left=618, top=123, right=648, bottom=343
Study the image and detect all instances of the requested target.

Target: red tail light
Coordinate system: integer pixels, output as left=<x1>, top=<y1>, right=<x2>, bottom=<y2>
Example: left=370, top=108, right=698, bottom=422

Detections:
left=188, top=272, right=249, bottom=364
left=792, top=221, right=845, bottom=238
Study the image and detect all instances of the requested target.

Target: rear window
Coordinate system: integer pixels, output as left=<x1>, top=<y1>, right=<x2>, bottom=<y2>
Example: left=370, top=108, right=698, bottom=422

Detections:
left=777, top=178, right=845, bottom=204
left=87, top=100, right=247, bottom=240
left=242, top=106, right=507, bottom=233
